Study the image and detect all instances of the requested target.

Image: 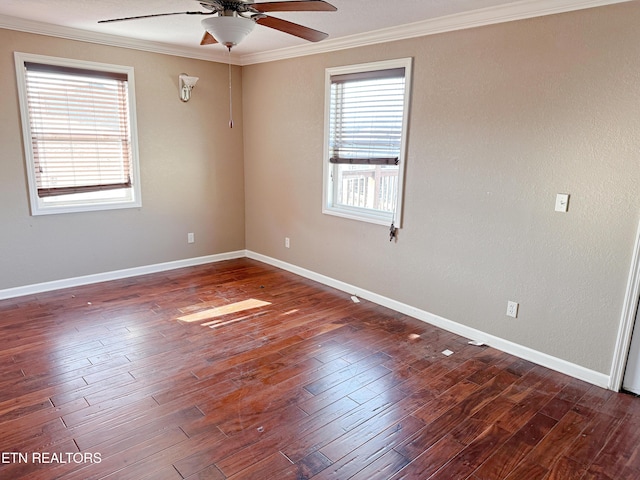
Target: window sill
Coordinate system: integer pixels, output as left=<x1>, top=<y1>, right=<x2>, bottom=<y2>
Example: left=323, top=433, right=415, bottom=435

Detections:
left=322, top=205, right=395, bottom=227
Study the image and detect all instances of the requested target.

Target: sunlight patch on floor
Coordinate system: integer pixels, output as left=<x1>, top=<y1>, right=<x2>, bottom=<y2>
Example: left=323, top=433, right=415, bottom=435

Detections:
left=177, top=298, right=271, bottom=324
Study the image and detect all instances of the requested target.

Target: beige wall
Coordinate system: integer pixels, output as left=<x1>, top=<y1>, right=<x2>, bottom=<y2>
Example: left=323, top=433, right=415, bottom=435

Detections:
left=242, top=2, right=640, bottom=374
left=2, top=3, right=639, bottom=377
left=0, top=29, right=246, bottom=289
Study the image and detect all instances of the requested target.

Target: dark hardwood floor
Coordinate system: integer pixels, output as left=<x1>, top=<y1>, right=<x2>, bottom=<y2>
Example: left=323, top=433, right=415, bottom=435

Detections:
left=1, top=258, right=639, bottom=479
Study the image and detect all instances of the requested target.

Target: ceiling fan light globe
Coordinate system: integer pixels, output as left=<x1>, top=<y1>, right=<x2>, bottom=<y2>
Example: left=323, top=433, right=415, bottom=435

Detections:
left=201, top=16, right=255, bottom=48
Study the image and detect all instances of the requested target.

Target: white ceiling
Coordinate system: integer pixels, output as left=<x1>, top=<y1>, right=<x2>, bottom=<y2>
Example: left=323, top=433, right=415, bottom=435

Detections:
left=0, top=0, right=632, bottom=64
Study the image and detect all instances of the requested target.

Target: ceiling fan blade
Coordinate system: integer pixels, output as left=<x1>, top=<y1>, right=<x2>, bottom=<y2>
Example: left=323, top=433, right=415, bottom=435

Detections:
left=256, top=15, right=328, bottom=42
left=252, top=1, right=337, bottom=12
left=98, top=11, right=212, bottom=24
left=200, top=31, right=218, bottom=45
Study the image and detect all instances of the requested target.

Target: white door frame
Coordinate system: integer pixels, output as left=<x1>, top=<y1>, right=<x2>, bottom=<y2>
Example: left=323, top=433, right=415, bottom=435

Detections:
left=609, top=219, right=640, bottom=391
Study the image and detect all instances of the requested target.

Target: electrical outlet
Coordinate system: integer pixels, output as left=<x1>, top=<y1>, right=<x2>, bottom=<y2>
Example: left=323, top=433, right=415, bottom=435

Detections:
left=187, top=232, right=195, bottom=244
left=506, top=301, right=519, bottom=318
left=285, top=237, right=290, bottom=248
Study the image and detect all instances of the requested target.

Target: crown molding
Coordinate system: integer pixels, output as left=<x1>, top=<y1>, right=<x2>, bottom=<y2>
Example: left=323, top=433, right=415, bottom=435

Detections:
left=0, top=0, right=633, bottom=66
left=239, top=0, right=633, bottom=64
left=0, top=14, right=239, bottom=65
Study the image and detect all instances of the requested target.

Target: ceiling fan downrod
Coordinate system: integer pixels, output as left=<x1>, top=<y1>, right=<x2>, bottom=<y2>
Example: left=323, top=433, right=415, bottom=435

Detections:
left=228, top=52, right=234, bottom=129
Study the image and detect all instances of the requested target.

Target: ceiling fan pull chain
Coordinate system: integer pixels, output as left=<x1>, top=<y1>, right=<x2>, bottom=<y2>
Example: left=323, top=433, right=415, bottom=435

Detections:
left=228, top=49, right=234, bottom=129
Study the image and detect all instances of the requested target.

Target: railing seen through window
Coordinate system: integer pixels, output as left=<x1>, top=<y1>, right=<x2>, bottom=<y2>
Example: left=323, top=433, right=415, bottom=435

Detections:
left=336, top=165, right=398, bottom=213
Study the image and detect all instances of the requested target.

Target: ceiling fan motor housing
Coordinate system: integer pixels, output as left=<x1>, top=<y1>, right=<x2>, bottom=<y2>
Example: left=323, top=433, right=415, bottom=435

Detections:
left=201, top=11, right=256, bottom=48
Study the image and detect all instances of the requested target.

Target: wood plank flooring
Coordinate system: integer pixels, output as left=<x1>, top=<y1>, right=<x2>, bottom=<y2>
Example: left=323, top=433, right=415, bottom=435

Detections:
left=0, top=258, right=639, bottom=479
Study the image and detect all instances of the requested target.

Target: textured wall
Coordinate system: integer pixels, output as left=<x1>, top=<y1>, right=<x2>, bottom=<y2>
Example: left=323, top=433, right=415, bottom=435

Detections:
left=0, top=29, right=246, bottom=289
left=242, top=3, right=640, bottom=374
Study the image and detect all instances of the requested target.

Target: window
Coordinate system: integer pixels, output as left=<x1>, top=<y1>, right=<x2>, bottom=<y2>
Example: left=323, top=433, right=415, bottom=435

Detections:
left=323, top=58, right=412, bottom=226
left=14, top=52, right=141, bottom=215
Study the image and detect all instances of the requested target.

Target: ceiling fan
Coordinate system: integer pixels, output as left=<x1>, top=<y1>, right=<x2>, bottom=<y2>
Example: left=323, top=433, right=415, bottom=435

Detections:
left=99, top=0, right=337, bottom=50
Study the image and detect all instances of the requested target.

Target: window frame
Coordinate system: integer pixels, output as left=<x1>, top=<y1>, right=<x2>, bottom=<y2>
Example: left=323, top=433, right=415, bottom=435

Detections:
left=322, top=57, right=412, bottom=227
left=14, top=52, right=142, bottom=216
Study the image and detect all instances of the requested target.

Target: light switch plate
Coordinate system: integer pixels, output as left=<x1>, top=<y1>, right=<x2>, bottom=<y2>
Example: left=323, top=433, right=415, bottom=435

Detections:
left=555, top=193, right=570, bottom=212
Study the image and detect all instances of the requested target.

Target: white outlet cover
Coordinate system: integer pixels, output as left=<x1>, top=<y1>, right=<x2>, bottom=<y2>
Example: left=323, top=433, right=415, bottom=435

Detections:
left=506, top=301, right=519, bottom=318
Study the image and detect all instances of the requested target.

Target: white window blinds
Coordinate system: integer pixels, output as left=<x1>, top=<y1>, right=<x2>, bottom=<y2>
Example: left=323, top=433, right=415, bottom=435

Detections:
left=329, top=67, right=405, bottom=165
left=23, top=62, right=133, bottom=198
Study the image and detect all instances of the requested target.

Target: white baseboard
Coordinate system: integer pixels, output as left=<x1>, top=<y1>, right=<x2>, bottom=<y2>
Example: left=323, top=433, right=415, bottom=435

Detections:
left=0, top=250, right=246, bottom=300
left=0, top=248, right=610, bottom=388
left=246, top=250, right=610, bottom=389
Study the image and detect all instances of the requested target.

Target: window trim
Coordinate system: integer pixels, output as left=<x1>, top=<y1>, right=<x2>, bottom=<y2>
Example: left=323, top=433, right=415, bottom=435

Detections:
left=14, top=52, right=142, bottom=216
left=322, top=57, right=412, bottom=227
